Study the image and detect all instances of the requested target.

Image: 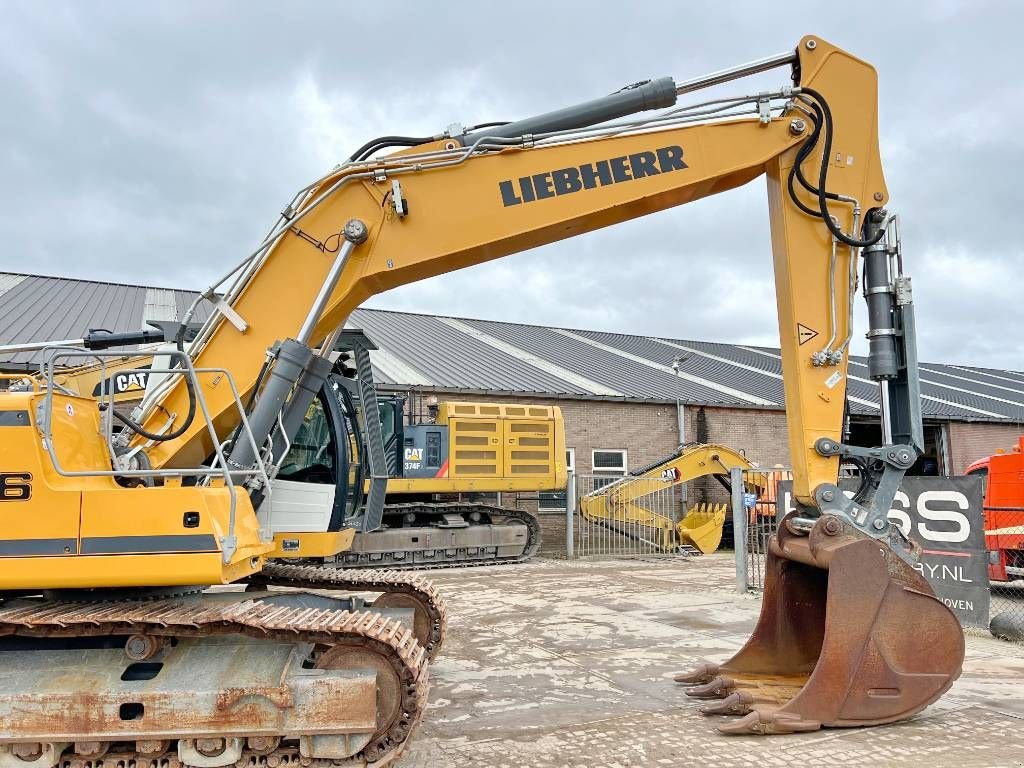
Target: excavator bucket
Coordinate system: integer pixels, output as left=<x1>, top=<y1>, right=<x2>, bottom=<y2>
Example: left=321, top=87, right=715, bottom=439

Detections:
left=676, top=513, right=964, bottom=734
left=676, top=503, right=727, bottom=554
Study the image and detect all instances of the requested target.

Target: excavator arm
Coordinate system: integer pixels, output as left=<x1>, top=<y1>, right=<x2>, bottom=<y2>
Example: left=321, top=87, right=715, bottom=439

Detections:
left=134, top=35, right=879, bottom=514
left=580, top=443, right=755, bottom=553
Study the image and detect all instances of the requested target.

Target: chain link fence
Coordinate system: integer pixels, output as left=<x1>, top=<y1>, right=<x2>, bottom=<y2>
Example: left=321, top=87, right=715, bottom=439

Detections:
left=985, top=504, right=1024, bottom=640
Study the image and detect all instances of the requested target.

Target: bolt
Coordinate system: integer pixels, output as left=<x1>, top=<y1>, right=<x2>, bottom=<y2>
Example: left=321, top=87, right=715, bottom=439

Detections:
left=12, top=744, right=43, bottom=761
left=822, top=517, right=842, bottom=536
left=873, top=192, right=884, bottom=202
left=806, top=39, right=817, bottom=50
left=821, top=489, right=835, bottom=502
left=247, top=737, right=280, bottom=755
left=343, top=219, right=369, bottom=245
left=789, top=118, right=807, bottom=136
left=136, top=740, right=169, bottom=757
left=125, top=634, right=162, bottom=661
left=196, top=739, right=226, bottom=758
left=887, top=450, right=897, bottom=460
left=898, top=451, right=912, bottom=464
left=873, top=519, right=887, bottom=530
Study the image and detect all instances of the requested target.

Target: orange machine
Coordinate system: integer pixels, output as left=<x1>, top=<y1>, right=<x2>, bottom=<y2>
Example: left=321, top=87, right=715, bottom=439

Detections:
left=966, top=436, right=1024, bottom=582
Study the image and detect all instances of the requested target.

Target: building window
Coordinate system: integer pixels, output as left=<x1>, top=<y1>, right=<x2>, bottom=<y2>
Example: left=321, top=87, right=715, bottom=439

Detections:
left=592, top=449, right=627, bottom=474
left=591, top=448, right=627, bottom=491
left=538, top=448, right=576, bottom=512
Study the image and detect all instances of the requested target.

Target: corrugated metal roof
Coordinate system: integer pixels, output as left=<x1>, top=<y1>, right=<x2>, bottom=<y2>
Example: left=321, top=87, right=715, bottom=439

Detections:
left=0, top=272, right=211, bottom=368
left=1, top=271, right=1022, bottom=424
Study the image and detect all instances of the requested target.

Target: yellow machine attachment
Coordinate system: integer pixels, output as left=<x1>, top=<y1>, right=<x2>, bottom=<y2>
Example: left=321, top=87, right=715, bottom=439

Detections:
left=579, top=443, right=754, bottom=554
left=677, top=504, right=729, bottom=555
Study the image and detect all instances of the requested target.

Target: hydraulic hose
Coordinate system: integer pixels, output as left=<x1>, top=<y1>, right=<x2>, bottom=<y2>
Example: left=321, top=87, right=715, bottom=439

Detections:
left=797, top=87, right=886, bottom=248
left=113, top=321, right=198, bottom=442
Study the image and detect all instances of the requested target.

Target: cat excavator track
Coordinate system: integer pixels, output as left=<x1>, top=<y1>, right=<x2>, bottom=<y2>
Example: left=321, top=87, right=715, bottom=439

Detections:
left=0, top=591, right=430, bottom=768
left=339, top=502, right=542, bottom=570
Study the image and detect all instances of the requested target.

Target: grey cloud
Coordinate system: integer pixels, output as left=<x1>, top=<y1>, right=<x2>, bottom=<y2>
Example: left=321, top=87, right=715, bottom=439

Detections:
left=1, top=1, right=1020, bottom=369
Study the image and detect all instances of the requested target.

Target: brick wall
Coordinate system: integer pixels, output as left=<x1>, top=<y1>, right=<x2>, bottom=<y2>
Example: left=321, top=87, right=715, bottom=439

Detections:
left=401, top=391, right=791, bottom=474
left=948, top=422, right=1024, bottom=474
left=398, top=391, right=793, bottom=544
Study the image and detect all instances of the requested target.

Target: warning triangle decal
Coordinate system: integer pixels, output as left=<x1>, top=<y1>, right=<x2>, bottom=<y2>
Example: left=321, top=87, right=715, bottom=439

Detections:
left=797, top=323, right=819, bottom=345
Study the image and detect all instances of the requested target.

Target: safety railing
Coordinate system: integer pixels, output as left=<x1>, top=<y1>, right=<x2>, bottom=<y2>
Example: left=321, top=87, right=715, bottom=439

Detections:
left=37, top=347, right=269, bottom=562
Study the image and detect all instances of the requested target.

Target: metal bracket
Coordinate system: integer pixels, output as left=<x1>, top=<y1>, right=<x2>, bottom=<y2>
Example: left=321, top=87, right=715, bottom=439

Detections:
left=812, top=437, right=919, bottom=566
left=757, top=94, right=772, bottom=124
left=209, top=295, right=249, bottom=333
left=894, top=275, right=913, bottom=306
left=391, top=180, right=407, bottom=218
left=220, top=534, right=238, bottom=564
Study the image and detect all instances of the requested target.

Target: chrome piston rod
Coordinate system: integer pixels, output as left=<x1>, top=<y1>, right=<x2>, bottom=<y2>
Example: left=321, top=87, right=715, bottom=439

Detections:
left=674, top=49, right=798, bottom=96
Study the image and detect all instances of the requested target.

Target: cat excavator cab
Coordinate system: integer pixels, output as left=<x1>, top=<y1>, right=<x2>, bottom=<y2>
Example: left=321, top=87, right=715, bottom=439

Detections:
left=0, top=33, right=964, bottom=764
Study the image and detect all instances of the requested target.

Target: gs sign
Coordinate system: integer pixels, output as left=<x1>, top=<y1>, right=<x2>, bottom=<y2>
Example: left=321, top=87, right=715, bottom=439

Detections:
left=0, top=472, right=32, bottom=501
left=776, top=476, right=988, bottom=627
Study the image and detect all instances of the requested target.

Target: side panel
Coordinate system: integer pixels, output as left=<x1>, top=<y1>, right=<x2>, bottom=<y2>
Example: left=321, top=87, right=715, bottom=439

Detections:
left=503, top=416, right=557, bottom=479
left=0, top=396, right=81, bottom=557
left=401, top=425, right=449, bottom=479
left=448, top=416, right=503, bottom=479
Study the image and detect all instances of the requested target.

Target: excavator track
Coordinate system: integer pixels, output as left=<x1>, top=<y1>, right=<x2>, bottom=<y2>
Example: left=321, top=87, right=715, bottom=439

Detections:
left=0, top=594, right=429, bottom=768
left=252, top=562, right=447, bottom=661
left=338, top=502, right=542, bottom=570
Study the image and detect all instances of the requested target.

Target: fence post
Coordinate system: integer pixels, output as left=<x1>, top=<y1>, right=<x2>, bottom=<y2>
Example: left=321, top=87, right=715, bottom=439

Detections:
left=565, top=470, right=575, bottom=559
left=731, top=466, right=748, bottom=594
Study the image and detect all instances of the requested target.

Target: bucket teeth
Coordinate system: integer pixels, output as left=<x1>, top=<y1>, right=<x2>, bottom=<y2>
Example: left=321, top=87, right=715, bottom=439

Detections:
left=717, top=710, right=822, bottom=735
left=700, top=691, right=754, bottom=716
left=673, top=661, right=719, bottom=685
left=683, top=675, right=736, bottom=699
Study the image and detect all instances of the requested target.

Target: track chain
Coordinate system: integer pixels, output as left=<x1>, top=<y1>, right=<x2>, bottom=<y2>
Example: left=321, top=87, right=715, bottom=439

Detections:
left=340, top=502, right=542, bottom=571
left=254, top=563, right=447, bottom=661
left=0, top=597, right=428, bottom=767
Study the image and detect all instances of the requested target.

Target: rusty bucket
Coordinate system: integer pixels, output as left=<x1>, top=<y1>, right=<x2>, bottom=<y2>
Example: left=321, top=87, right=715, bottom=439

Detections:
left=676, top=513, right=964, bottom=734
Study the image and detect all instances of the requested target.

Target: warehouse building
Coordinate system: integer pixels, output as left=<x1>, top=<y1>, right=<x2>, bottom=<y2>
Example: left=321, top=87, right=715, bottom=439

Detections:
left=2, top=271, right=1023, bottom=499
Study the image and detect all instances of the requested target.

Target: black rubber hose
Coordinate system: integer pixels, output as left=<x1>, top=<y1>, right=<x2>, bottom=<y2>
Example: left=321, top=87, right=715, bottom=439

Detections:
left=347, top=135, right=435, bottom=163
left=799, top=87, right=887, bottom=248
left=786, top=118, right=826, bottom=219
left=112, top=321, right=198, bottom=442
left=791, top=101, right=843, bottom=204
left=467, top=121, right=509, bottom=130
left=112, top=370, right=197, bottom=441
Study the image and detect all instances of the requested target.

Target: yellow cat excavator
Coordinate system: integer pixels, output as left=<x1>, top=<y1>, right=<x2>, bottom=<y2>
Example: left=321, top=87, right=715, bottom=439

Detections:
left=580, top=443, right=755, bottom=554
left=0, top=33, right=964, bottom=764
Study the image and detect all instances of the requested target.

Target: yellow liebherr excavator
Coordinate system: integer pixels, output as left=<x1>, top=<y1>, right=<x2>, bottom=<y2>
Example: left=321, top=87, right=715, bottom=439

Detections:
left=0, top=33, right=964, bottom=764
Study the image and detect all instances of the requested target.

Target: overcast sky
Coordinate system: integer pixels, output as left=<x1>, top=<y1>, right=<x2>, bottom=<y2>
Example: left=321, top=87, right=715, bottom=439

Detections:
left=2, top=2, right=1021, bottom=369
